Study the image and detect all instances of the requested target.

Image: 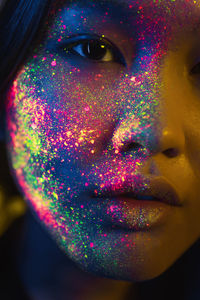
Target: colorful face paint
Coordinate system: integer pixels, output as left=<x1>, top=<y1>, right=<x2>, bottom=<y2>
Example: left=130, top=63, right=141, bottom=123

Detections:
left=5, top=0, right=200, bottom=281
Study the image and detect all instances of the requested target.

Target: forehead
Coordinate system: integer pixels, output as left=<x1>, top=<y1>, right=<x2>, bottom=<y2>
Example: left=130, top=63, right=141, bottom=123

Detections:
left=50, top=0, right=200, bottom=31
left=58, top=0, right=200, bottom=13
left=48, top=0, right=200, bottom=52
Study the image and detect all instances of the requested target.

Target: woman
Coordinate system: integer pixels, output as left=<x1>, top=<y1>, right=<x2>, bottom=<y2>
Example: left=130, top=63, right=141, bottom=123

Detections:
left=1, top=0, right=200, bottom=299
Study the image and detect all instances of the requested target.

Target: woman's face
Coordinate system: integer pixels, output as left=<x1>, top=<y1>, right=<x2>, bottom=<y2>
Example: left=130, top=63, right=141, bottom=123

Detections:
left=5, top=0, right=200, bottom=281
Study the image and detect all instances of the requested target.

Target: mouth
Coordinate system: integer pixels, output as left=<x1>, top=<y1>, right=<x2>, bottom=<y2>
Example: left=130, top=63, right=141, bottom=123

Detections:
left=122, top=194, right=159, bottom=201
left=90, top=176, right=182, bottom=207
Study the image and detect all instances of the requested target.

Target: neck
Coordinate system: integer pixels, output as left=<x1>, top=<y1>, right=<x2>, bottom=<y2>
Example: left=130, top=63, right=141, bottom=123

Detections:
left=16, top=210, right=135, bottom=300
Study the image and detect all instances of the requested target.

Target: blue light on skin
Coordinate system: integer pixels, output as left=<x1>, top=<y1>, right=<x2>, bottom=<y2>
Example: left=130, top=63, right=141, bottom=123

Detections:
left=4, top=0, right=200, bottom=298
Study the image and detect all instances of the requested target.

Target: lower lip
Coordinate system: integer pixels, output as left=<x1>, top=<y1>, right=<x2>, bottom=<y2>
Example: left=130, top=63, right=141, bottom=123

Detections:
left=103, top=197, right=173, bottom=231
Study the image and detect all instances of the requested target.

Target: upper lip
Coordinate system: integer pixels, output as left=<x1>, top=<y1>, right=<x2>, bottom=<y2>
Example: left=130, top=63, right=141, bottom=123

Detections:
left=90, top=176, right=182, bottom=207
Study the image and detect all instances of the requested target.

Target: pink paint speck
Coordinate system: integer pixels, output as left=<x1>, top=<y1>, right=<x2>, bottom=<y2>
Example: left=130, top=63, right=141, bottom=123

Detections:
left=84, top=106, right=90, bottom=111
left=51, top=60, right=57, bottom=66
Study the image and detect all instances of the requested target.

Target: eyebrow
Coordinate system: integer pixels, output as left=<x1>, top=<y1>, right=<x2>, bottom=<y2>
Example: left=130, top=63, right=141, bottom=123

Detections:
left=72, top=0, right=133, bottom=7
left=67, top=0, right=139, bottom=27
left=67, top=0, right=200, bottom=36
left=70, top=0, right=138, bottom=16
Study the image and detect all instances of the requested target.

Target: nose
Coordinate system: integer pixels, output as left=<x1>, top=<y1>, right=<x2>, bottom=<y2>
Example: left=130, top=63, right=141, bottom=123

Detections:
left=112, top=123, right=184, bottom=158
left=110, top=78, right=185, bottom=160
left=112, top=127, right=183, bottom=158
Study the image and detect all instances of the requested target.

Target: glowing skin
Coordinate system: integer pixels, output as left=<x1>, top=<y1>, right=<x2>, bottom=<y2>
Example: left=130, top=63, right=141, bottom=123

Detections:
left=5, top=0, right=200, bottom=281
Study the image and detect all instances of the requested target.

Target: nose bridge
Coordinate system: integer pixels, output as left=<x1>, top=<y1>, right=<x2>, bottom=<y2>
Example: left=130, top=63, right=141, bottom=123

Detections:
left=111, top=53, right=185, bottom=158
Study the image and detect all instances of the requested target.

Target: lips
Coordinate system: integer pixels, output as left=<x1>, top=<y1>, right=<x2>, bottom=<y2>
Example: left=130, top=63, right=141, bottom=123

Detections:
left=90, top=176, right=182, bottom=207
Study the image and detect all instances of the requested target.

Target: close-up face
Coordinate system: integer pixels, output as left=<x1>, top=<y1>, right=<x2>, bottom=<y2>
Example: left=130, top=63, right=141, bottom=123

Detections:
left=5, top=0, right=200, bottom=282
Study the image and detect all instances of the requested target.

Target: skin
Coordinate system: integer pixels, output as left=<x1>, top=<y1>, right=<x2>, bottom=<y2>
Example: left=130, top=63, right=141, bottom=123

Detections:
left=4, top=0, right=200, bottom=294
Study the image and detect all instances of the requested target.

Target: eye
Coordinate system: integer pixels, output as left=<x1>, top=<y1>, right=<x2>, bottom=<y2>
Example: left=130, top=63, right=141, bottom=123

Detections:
left=72, top=40, right=112, bottom=61
left=57, top=35, right=126, bottom=65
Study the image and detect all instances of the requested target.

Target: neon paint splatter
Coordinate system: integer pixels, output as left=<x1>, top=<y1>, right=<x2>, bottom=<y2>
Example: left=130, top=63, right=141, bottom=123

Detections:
left=5, top=0, right=200, bottom=281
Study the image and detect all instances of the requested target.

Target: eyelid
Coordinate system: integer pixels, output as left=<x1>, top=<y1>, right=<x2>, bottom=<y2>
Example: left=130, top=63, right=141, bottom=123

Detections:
left=60, top=34, right=97, bottom=47
left=47, top=34, right=126, bottom=66
left=47, top=35, right=92, bottom=50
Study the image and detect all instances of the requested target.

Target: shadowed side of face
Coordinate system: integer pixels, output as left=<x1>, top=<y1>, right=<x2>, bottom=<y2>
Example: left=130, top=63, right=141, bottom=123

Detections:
left=5, top=0, right=200, bottom=282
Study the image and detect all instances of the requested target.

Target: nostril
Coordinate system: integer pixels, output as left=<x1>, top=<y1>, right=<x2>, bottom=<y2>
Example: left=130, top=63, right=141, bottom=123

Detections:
left=122, top=142, right=141, bottom=153
left=163, top=148, right=179, bottom=158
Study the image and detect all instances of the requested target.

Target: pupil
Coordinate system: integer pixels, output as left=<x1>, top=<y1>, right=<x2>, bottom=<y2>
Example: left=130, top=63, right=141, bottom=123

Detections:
left=82, top=40, right=107, bottom=60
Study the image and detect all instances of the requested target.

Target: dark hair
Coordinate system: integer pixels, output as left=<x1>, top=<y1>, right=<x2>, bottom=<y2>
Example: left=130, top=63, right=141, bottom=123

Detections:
left=0, top=0, right=51, bottom=93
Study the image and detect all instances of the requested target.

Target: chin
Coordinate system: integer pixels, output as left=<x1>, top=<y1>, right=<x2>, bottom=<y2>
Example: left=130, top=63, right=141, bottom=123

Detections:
left=65, top=248, right=177, bottom=283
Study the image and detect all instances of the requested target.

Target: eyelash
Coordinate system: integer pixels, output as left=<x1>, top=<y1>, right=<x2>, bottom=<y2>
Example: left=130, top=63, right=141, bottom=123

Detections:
left=55, top=35, right=126, bottom=66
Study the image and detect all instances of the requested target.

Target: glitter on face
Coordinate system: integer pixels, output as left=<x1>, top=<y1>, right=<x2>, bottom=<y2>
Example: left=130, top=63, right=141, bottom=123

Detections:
left=5, top=0, right=200, bottom=280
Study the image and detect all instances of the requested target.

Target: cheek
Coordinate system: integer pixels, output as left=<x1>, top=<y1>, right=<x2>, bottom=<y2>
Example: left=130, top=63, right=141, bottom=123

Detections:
left=5, top=68, right=129, bottom=266
left=7, top=66, right=110, bottom=158
left=5, top=64, right=118, bottom=227
left=5, top=76, right=91, bottom=241
left=10, top=56, right=122, bottom=160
